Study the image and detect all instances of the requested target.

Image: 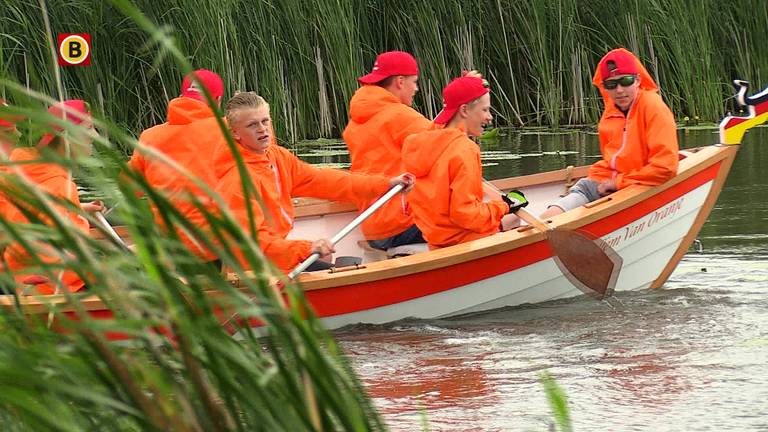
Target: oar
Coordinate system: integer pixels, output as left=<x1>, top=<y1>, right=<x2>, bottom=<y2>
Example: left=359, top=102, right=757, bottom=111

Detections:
left=225, top=181, right=408, bottom=327
left=288, top=183, right=405, bottom=279
left=484, top=179, right=621, bottom=299
left=94, top=210, right=131, bottom=252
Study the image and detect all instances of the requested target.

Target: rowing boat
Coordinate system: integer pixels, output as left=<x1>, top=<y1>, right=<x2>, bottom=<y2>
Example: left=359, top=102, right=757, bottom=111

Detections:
left=4, top=80, right=766, bottom=333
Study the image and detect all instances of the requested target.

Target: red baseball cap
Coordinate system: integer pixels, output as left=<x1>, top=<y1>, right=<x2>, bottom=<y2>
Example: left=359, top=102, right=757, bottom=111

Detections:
left=181, top=69, right=224, bottom=101
left=433, top=76, right=490, bottom=125
left=358, top=51, right=419, bottom=85
left=599, top=49, right=639, bottom=79
left=38, top=99, right=91, bottom=147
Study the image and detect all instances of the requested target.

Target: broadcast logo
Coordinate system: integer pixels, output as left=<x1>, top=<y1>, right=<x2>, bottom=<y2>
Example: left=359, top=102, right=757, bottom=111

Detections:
left=58, top=34, right=91, bottom=66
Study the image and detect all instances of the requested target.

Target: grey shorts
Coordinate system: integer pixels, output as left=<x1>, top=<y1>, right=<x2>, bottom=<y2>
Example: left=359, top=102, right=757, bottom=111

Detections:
left=548, top=178, right=602, bottom=212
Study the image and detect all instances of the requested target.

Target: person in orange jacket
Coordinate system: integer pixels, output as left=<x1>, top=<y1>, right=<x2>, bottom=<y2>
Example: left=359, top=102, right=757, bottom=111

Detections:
left=343, top=51, right=432, bottom=251
left=402, top=77, right=524, bottom=249
left=542, top=48, right=679, bottom=218
left=129, top=69, right=226, bottom=264
left=215, top=91, right=413, bottom=274
left=2, top=99, right=103, bottom=295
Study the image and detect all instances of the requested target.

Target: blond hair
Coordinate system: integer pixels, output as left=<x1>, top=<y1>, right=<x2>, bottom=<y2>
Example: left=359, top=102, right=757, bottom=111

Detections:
left=225, top=91, right=270, bottom=125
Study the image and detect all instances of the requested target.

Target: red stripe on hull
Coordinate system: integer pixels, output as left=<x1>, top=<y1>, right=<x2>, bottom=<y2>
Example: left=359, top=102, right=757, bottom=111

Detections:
left=309, top=161, right=722, bottom=319
left=307, top=242, right=552, bottom=318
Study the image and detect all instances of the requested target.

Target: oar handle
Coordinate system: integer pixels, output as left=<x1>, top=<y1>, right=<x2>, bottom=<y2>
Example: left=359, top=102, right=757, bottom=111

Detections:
left=516, top=207, right=551, bottom=232
left=482, top=179, right=550, bottom=232
left=288, top=183, right=406, bottom=279
left=95, top=211, right=130, bottom=250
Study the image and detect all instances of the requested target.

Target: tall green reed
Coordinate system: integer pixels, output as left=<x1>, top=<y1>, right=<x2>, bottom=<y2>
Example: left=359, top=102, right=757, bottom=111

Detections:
left=2, top=0, right=765, bottom=144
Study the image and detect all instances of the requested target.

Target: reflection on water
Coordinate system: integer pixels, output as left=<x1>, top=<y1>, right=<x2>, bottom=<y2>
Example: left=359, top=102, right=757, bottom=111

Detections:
left=327, top=128, right=768, bottom=431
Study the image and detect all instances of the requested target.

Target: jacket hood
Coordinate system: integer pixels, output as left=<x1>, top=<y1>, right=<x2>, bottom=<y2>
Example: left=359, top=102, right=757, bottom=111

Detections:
left=592, top=48, right=658, bottom=108
left=348, top=85, right=402, bottom=124
left=213, top=140, right=272, bottom=180
left=402, top=127, right=464, bottom=177
left=166, top=97, right=218, bottom=126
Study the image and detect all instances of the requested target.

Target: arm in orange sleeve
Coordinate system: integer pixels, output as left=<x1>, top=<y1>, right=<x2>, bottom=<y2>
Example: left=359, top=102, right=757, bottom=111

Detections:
left=223, top=180, right=313, bottom=274
left=587, top=159, right=612, bottom=183
left=447, top=150, right=508, bottom=233
left=283, top=149, right=390, bottom=205
left=616, top=103, right=679, bottom=189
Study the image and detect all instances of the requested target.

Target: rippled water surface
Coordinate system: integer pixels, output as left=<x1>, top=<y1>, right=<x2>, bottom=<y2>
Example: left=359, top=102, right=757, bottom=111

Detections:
left=319, top=128, right=768, bottom=431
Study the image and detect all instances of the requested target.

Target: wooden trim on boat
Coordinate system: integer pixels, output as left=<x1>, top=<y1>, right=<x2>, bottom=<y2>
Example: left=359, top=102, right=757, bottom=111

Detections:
left=492, top=166, right=589, bottom=191
left=89, top=225, right=133, bottom=241
left=650, top=145, right=739, bottom=289
left=0, top=293, right=109, bottom=314
left=296, top=228, right=547, bottom=290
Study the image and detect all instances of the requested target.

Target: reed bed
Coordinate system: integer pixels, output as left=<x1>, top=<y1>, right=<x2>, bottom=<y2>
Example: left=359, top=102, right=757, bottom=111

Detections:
left=1, top=0, right=765, bottom=143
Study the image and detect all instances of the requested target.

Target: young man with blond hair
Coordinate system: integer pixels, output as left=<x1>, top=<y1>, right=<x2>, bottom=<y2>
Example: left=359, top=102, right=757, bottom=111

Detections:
left=215, top=91, right=413, bottom=273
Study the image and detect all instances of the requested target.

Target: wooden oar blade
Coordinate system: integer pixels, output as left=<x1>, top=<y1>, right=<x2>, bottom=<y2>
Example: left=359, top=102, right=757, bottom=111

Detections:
left=548, top=228, right=622, bottom=299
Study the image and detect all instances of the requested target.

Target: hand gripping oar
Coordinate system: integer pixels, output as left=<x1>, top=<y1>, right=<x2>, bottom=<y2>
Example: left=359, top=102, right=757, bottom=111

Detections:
left=288, top=183, right=405, bottom=279
left=485, top=179, right=622, bottom=299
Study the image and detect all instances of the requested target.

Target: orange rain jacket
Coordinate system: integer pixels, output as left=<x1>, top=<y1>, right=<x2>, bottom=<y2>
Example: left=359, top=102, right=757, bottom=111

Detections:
left=402, top=127, right=509, bottom=249
left=214, top=142, right=391, bottom=273
left=2, top=148, right=88, bottom=295
left=129, top=97, right=224, bottom=261
left=343, top=85, right=433, bottom=240
left=589, top=49, right=679, bottom=189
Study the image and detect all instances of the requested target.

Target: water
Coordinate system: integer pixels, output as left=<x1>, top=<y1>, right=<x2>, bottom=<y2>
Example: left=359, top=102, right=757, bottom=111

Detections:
left=303, top=128, right=768, bottom=431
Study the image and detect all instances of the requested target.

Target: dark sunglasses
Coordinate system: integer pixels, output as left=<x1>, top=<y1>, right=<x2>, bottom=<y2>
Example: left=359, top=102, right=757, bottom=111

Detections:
left=603, top=75, right=637, bottom=90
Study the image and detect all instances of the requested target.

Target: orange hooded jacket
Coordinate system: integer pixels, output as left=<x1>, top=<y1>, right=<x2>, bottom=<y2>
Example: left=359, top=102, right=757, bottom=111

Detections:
left=343, top=85, right=433, bottom=240
left=402, top=127, right=509, bottom=249
left=129, top=97, right=224, bottom=261
left=2, top=148, right=88, bottom=295
left=213, top=142, right=391, bottom=273
left=589, top=49, right=679, bottom=189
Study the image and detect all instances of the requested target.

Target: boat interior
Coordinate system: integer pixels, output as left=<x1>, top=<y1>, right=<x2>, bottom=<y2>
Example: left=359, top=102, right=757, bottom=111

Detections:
left=288, top=147, right=706, bottom=272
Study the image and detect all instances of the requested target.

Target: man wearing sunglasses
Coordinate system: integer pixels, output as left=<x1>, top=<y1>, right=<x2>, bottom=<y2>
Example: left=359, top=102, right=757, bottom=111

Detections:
left=542, top=48, right=678, bottom=217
